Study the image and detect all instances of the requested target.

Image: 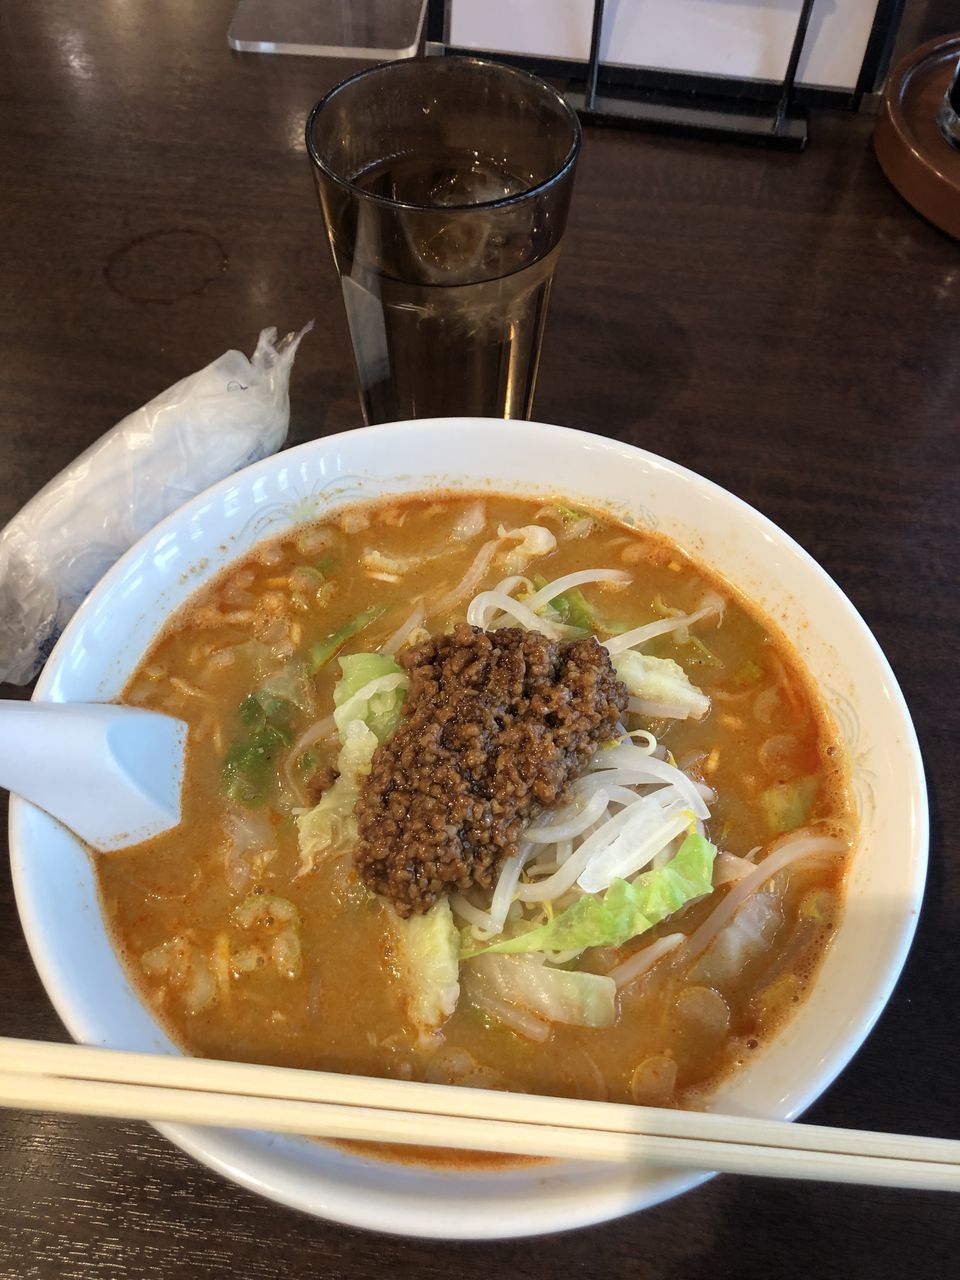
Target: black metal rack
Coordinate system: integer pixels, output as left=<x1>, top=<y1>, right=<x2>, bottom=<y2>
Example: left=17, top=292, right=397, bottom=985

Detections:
left=426, top=0, right=905, bottom=152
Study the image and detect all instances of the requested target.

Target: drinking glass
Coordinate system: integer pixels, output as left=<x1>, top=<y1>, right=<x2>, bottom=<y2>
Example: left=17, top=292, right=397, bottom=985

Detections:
left=306, top=57, right=581, bottom=424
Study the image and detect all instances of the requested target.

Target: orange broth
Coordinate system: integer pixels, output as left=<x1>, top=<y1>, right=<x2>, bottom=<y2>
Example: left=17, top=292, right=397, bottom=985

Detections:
left=98, top=494, right=854, bottom=1120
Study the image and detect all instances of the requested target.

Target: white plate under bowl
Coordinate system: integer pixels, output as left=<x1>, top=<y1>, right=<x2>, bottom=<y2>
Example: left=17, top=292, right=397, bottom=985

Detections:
left=9, top=419, right=927, bottom=1239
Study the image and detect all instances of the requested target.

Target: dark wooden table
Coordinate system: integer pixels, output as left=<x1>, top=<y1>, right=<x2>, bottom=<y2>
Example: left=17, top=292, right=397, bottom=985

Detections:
left=2, top=3, right=958, bottom=1276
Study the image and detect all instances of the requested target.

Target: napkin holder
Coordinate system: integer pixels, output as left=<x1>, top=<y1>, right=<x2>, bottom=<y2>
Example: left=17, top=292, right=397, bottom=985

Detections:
left=427, top=0, right=904, bottom=152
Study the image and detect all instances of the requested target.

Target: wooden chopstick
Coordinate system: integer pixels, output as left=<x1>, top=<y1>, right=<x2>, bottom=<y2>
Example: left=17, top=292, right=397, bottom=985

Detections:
left=0, top=1037, right=957, bottom=1191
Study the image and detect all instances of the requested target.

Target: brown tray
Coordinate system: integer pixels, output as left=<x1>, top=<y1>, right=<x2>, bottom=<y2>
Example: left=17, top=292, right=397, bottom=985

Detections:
left=874, top=33, right=960, bottom=240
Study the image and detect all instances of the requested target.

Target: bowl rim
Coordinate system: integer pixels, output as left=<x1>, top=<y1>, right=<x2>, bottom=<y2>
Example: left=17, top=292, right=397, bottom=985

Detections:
left=9, top=417, right=929, bottom=1239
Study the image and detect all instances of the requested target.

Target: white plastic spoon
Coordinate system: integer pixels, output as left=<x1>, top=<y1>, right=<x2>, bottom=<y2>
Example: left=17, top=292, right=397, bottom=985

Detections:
left=0, top=701, right=187, bottom=852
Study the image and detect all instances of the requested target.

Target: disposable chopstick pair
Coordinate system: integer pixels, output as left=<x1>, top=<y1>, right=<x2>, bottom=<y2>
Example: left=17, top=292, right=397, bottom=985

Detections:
left=0, top=1037, right=957, bottom=1191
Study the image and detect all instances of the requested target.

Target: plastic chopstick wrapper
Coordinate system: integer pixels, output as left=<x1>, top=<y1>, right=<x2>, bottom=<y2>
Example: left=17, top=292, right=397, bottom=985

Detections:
left=0, top=322, right=313, bottom=685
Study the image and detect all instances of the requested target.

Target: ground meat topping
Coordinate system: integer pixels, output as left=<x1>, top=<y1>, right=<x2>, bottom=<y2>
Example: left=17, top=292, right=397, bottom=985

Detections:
left=353, top=624, right=628, bottom=917
left=303, top=764, right=339, bottom=804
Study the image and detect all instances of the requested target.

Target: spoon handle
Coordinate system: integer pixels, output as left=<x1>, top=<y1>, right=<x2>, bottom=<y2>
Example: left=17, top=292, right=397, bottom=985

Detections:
left=0, top=700, right=185, bottom=851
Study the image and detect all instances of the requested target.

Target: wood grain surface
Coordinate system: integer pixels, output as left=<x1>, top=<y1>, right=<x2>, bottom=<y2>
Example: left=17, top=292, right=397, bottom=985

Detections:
left=1, top=3, right=958, bottom=1276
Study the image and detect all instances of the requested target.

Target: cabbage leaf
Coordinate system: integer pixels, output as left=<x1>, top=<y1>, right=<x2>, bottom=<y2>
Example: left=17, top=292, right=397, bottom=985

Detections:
left=222, top=693, right=293, bottom=807
left=612, top=650, right=710, bottom=720
left=463, top=953, right=616, bottom=1030
left=309, top=605, right=387, bottom=669
left=760, top=775, right=818, bottom=834
left=463, top=832, right=716, bottom=959
left=295, top=720, right=378, bottom=872
left=689, top=890, right=781, bottom=986
left=391, top=897, right=461, bottom=1047
left=296, top=653, right=407, bottom=872
left=333, top=652, right=407, bottom=743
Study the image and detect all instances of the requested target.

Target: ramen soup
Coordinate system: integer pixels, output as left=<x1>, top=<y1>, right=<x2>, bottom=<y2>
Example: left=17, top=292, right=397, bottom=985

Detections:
left=102, top=495, right=854, bottom=1114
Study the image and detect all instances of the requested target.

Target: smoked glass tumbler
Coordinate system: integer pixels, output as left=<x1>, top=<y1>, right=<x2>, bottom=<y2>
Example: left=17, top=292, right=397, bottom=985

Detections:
left=306, top=57, right=581, bottom=424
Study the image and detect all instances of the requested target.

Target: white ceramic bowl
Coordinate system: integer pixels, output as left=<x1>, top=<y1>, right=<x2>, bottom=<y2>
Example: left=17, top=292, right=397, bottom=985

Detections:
left=10, top=419, right=927, bottom=1239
